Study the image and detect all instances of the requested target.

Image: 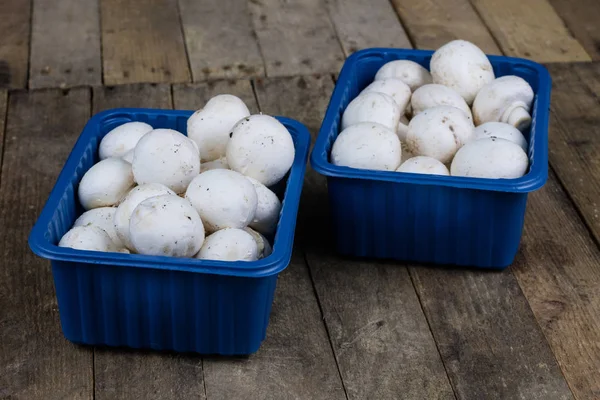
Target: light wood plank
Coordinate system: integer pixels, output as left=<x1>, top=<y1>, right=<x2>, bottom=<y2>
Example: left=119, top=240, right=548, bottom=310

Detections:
left=0, top=88, right=94, bottom=399
left=324, top=0, right=412, bottom=55
left=513, top=172, right=600, bottom=400
left=547, top=0, right=600, bottom=60
left=100, top=0, right=190, bottom=85
left=0, top=0, right=31, bottom=88
left=469, top=0, right=591, bottom=62
left=178, top=0, right=265, bottom=81
left=389, top=0, right=501, bottom=53
left=29, top=0, right=102, bottom=89
left=172, top=79, right=259, bottom=114
left=249, top=0, right=345, bottom=76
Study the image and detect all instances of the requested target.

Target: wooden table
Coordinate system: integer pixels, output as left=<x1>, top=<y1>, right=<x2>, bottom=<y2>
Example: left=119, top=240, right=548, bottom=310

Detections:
left=1, top=0, right=599, bottom=399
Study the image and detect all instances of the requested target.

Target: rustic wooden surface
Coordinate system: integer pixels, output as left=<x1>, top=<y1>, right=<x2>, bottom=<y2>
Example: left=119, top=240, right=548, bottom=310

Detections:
left=1, top=0, right=600, bottom=399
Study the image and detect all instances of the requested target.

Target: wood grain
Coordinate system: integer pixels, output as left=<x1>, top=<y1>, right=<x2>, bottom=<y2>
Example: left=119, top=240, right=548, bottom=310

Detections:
left=469, top=0, right=591, bottom=62
left=173, top=79, right=259, bottom=114
left=29, top=0, right=101, bottom=89
left=324, top=0, right=412, bottom=56
left=100, top=0, right=190, bottom=85
left=249, top=0, right=345, bottom=77
left=0, top=88, right=94, bottom=399
left=92, top=84, right=173, bottom=112
left=513, top=172, right=600, bottom=400
left=178, top=0, right=265, bottom=81
left=0, top=89, right=6, bottom=180
left=0, top=0, right=32, bottom=88
left=546, top=63, right=600, bottom=244
left=547, top=0, right=600, bottom=60
left=389, top=0, right=501, bottom=53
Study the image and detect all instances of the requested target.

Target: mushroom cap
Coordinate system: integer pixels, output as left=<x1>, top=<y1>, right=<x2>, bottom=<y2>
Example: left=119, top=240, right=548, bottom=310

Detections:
left=331, top=122, right=402, bottom=171
left=360, top=79, right=412, bottom=115
left=195, top=228, right=259, bottom=262
left=411, top=84, right=472, bottom=121
left=450, top=137, right=529, bottom=179
left=74, top=207, right=123, bottom=248
left=243, top=227, right=273, bottom=259
left=246, top=177, right=282, bottom=235
left=430, top=40, right=495, bottom=105
left=200, top=157, right=229, bottom=173
left=473, top=122, right=528, bottom=151
left=396, top=156, right=450, bottom=176
left=129, top=194, right=205, bottom=257
left=226, top=114, right=295, bottom=187
left=122, top=149, right=135, bottom=164
left=341, top=92, right=401, bottom=132
left=99, top=122, right=153, bottom=160
left=397, top=114, right=410, bottom=142
left=59, top=225, right=119, bottom=253
left=406, top=106, right=474, bottom=164
left=472, top=75, right=534, bottom=131
left=78, top=157, right=135, bottom=210
left=187, top=94, right=250, bottom=162
left=374, top=60, right=433, bottom=91
left=132, top=128, right=200, bottom=193
left=114, top=183, right=176, bottom=251
left=185, top=169, right=258, bottom=233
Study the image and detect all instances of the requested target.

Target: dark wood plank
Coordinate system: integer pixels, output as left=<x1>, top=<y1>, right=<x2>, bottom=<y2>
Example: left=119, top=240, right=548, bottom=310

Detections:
left=0, top=89, right=6, bottom=178
left=92, top=84, right=172, bottom=112
left=512, top=172, right=600, bottom=400
left=100, top=0, right=190, bottom=85
left=0, top=88, right=94, bottom=399
left=29, top=0, right=102, bottom=89
left=324, top=0, right=412, bottom=55
left=178, top=0, right=265, bottom=81
left=469, top=0, right=591, bottom=62
left=546, top=62, right=600, bottom=244
left=0, top=0, right=31, bottom=88
left=172, top=79, right=259, bottom=114
left=389, top=0, right=501, bottom=53
left=249, top=0, right=345, bottom=77
left=547, top=0, right=600, bottom=60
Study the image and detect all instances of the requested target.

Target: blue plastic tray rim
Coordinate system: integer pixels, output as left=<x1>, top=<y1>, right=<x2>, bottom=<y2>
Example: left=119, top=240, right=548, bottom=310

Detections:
left=28, top=109, right=310, bottom=278
left=310, top=48, right=550, bottom=193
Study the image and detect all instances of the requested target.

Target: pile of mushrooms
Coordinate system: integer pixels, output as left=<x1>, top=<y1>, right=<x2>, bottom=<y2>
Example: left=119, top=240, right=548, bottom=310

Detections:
left=332, top=39, right=532, bottom=179
left=59, top=94, right=294, bottom=262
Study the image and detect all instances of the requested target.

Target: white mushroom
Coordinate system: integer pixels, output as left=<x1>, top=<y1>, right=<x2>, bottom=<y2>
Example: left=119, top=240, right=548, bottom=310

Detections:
left=59, top=225, right=119, bottom=252
left=99, top=122, right=153, bottom=160
left=226, top=114, right=295, bottom=187
left=374, top=60, right=432, bottom=91
left=397, top=114, right=410, bottom=142
left=341, top=92, right=401, bottom=132
left=129, top=194, right=205, bottom=257
left=406, top=106, right=474, bottom=164
left=195, top=228, right=259, bottom=262
left=114, top=183, right=176, bottom=250
left=472, top=76, right=534, bottom=132
left=473, top=122, right=528, bottom=151
left=78, top=157, right=135, bottom=210
left=360, top=79, right=412, bottom=115
left=244, top=227, right=273, bottom=258
left=132, top=129, right=200, bottom=193
left=246, top=177, right=282, bottom=235
left=331, top=122, right=402, bottom=171
left=74, top=207, right=123, bottom=248
left=411, top=84, right=472, bottom=121
left=187, top=94, right=250, bottom=162
left=396, top=156, right=450, bottom=176
left=200, top=157, right=229, bottom=173
left=185, top=169, right=258, bottom=233
left=451, top=137, right=529, bottom=179
left=430, top=40, right=495, bottom=105
left=122, top=149, right=135, bottom=164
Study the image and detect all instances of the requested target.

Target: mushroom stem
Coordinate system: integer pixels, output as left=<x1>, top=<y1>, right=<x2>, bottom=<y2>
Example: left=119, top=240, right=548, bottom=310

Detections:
left=503, top=105, right=532, bottom=132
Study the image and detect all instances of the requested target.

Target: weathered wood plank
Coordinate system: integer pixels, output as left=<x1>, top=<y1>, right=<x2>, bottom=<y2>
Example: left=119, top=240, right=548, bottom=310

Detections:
left=100, top=0, right=190, bottom=85
left=389, top=0, right=501, bottom=53
left=29, top=0, right=102, bottom=89
left=249, top=0, right=345, bottom=77
left=0, top=88, right=94, bottom=399
left=92, top=84, right=172, bottom=111
left=0, top=0, right=31, bottom=88
left=172, top=79, right=259, bottom=114
left=546, top=63, right=600, bottom=244
left=469, top=0, right=591, bottom=62
left=547, top=0, right=600, bottom=60
left=513, top=172, right=600, bottom=400
left=0, top=89, right=7, bottom=178
left=324, top=0, right=412, bottom=55
left=178, top=0, right=265, bottom=81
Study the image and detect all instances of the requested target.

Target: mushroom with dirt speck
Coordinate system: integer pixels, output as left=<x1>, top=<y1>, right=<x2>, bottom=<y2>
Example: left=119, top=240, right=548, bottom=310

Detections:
left=374, top=60, right=432, bottom=91
left=78, top=157, right=135, bottom=210
left=99, top=122, right=153, bottom=160
left=245, top=177, right=281, bottom=235
left=341, top=91, right=401, bottom=132
left=195, top=228, right=259, bottom=261
left=411, top=84, right=473, bottom=121
left=74, top=207, right=124, bottom=248
left=473, top=122, right=528, bottom=151
left=396, top=156, right=450, bottom=176
left=243, top=227, right=272, bottom=258
left=200, top=157, right=229, bottom=173
left=360, top=79, right=412, bottom=116
left=59, top=225, right=119, bottom=253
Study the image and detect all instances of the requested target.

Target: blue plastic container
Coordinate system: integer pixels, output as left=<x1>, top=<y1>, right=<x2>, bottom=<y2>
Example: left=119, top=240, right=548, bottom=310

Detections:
left=29, top=108, right=310, bottom=355
left=311, top=48, right=550, bottom=269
